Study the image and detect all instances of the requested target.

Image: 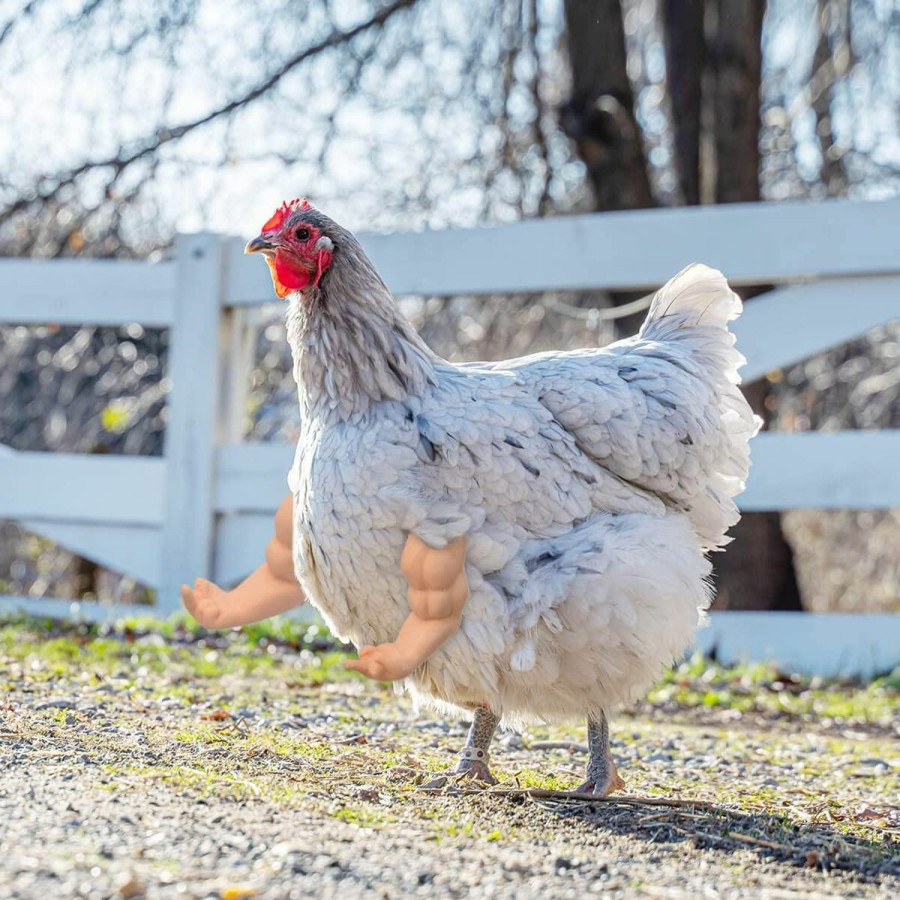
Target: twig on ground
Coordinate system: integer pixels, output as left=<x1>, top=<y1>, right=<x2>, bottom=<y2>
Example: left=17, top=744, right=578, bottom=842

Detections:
left=528, top=741, right=589, bottom=752
left=726, top=831, right=793, bottom=852
left=418, top=785, right=730, bottom=815
left=128, top=694, right=149, bottom=714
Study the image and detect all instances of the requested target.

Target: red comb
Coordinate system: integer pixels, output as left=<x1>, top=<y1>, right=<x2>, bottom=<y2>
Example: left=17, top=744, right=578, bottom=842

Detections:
left=260, top=198, right=313, bottom=233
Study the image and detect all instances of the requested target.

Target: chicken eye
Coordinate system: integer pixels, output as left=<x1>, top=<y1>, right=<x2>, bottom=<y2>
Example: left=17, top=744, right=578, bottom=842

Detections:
left=295, top=227, right=311, bottom=241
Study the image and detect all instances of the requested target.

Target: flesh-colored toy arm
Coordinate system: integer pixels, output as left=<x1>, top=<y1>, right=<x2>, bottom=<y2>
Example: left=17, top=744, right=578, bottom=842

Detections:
left=345, top=534, right=469, bottom=681
left=181, top=494, right=305, bottom=628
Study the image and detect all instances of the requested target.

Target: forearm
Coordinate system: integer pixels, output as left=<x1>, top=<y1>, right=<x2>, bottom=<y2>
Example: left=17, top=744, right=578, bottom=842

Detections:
left=210, top=561, right=305, bottom=628
left=389, top=606, right=464, bottom=671
left=182, top=494, right=304, bottom=629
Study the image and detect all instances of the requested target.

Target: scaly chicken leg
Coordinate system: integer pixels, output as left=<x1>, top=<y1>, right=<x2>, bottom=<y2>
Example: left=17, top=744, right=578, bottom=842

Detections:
left=345, top=534, right=469, bottom=681
left=181, top=495, right=306, bottom=628
left=424, top=705, right=501, bottom=788
left=575, top=713, right=625, bottom=797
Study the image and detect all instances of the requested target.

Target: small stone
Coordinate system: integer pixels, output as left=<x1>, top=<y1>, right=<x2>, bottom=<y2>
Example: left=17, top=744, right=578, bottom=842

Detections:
left=117, top=877, right=146, bottom=899
left=37, top=698, right=76, bottom=710
left=644, top=753, right=671, bottom=763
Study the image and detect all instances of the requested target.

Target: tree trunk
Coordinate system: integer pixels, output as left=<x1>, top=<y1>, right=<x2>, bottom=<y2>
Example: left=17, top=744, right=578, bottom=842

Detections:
left=562, top=0, right=799, bottom=610
left=560, top=0, right=653, bottom=211
left=706, top=0, right=802, bottom=611
left=709, top=0, right=764, bottom=203
left=711, top=381, right=803, bottom=611
left=662, top=0, right=705, bottom=205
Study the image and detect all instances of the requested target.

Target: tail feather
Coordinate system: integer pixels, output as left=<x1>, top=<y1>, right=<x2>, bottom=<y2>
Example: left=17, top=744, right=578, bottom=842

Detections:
left=641, top=264, right=761, bottom=549
left=640, top=264, right=743, bottom=334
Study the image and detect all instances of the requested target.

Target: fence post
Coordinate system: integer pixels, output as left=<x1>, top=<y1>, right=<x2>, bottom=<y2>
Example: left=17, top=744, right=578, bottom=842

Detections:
left=219, top=305, right=257, bottom=445
left=159, top=233, right=224, bottom=614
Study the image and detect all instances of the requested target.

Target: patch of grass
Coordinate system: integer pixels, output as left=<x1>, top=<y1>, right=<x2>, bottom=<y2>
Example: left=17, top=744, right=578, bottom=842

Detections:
left=0, top=619, right=356, bottom=693
left=645, top=652, right=899, bottom=727
left=331, top=805, right=397, bottom=828
left=506, top=768, right=574, bottom=792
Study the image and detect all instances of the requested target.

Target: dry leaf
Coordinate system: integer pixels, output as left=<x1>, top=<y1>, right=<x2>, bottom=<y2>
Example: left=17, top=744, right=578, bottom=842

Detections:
left=220, top=889, right=257, bottom=900
left=117, top=878, right=145, bottom=899
left=853, top=806, right=887, bottom=820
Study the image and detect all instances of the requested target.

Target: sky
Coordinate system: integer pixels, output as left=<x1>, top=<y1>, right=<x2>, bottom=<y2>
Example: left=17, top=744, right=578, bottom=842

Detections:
left=0, top=0, right=898, bottom=249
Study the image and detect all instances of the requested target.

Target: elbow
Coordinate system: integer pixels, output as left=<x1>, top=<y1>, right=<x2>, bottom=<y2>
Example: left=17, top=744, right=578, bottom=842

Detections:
left=265, top=538, right=297, bottom=584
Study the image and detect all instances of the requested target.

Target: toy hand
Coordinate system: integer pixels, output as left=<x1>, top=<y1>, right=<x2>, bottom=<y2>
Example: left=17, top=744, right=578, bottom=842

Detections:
left=181, top=578, right=225, bottom=628
left=344, top=643, right=416, bottom=682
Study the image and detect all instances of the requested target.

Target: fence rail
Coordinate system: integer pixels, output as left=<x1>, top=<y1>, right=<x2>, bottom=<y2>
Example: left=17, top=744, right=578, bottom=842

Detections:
left=2, top=198, right=899, bottom=677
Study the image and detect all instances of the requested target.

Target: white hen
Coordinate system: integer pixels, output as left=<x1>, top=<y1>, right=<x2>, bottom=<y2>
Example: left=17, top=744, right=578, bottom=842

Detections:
left=269, top=202, right=758, bottom=793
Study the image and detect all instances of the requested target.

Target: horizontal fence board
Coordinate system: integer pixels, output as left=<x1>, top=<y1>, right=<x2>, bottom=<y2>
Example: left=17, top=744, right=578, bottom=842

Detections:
left=740, top=430, right=900, bottom=510
left=225, top=198, right=900, bottom=303
left=736, top=275, right=900, bottom=381
left=0, top=449, right=166, bottom=525
left=217, top=430, right=900, bottom=515
left=21, top=519, right=161, bottom=587
left=0, top=596, right=159, bottom=623
left=0, top=594, right=318, bottom=625
left=216, top=443, right=294, bottom=512
left=0, top=259, right=176, bottom=326
left=698, top=611, right=900, bottom=678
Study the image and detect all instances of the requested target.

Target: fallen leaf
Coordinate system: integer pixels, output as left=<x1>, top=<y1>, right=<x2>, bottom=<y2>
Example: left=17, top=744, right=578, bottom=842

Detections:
left=853, top=806, right=887, bottom=821
left=117, top=878, right=145, bottom=899
left=220, top=889, right=257, bottom=900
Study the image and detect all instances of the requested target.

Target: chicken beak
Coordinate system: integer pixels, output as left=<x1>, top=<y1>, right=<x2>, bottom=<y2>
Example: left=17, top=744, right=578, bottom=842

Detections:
left=245, top=235, right=276, bottom=256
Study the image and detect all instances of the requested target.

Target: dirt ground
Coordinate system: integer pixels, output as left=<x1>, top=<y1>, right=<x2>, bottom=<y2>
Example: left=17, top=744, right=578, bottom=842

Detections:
left=1, top=618, right=897, bottom=899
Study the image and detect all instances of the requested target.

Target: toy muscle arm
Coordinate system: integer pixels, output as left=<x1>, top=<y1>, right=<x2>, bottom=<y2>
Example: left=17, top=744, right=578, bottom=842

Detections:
left=345, top=534, right=469, bottom=682
left=181, top=494, right=305, bottom=628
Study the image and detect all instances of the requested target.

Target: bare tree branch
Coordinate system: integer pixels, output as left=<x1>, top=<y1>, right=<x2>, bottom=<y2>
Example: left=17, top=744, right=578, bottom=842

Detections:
left=527, top=0, right=552, bottom=214
left=0, top=0, right=418, bottom=223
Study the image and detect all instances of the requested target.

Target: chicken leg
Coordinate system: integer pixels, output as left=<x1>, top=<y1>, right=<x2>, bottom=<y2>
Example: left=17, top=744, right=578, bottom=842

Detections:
left=575, top=712, right=625, bottom=796
left=424, top=706, right=500, bottom=788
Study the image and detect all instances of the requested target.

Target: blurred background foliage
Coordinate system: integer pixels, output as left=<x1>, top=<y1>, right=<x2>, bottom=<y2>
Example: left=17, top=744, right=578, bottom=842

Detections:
left=0, top=0, right=898, bottom=613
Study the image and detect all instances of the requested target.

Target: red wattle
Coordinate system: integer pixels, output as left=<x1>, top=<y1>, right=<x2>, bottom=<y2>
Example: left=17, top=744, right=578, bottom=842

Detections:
left=274, top=251, right=314, bottom=293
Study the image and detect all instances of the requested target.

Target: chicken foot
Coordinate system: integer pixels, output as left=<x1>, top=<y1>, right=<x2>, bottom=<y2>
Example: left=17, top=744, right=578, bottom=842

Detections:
left=575, top=712, right=625, bottom=797
left=345, top=534, right=469, bottom=681
left=181, top=495, right=306, bottom=628
left=423, top=706, right=500, bottom=788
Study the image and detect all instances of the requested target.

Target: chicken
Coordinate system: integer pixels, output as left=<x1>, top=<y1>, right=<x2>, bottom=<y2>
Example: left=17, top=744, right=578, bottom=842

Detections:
left=199, top=198, right=759, bottom=795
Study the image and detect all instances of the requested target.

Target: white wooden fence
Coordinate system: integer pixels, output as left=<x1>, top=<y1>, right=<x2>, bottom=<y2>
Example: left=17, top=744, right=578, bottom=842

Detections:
left=1, top=199, right=899, bottom=677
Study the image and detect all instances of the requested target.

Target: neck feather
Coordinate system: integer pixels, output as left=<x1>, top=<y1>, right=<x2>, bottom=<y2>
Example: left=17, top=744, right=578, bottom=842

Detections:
left=285, top=241, right=437, bottom=420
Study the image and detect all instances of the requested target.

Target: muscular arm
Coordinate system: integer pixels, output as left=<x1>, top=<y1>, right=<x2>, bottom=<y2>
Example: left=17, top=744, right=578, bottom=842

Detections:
left=345, top=534, right=469, bottom=681
left=181, top=494, right=305, bottom=628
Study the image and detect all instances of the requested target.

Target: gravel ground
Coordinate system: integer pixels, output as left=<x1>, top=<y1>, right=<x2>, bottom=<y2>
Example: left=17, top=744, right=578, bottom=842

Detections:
left=1, top=620, right=897, bottom=899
